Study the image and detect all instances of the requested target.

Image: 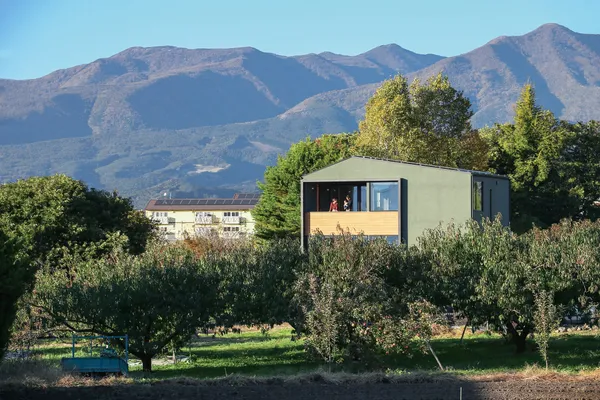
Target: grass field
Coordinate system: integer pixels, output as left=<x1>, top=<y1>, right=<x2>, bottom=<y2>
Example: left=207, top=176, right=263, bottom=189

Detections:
left=28, top=326, right=600, bottom=379
left=3, top=329, right=600, bottom=400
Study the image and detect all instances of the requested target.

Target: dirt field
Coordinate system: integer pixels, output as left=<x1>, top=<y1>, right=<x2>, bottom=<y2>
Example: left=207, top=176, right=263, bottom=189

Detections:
left=3, top=380, right=600, bottom=400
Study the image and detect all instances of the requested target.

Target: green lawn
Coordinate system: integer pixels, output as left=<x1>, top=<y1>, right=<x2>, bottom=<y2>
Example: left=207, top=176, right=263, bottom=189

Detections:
left=35, top=327, right=600, bottom=379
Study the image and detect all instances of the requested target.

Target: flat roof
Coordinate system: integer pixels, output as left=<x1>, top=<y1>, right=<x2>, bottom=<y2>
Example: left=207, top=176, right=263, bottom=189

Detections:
left=144, top=193, right=260, bottom=211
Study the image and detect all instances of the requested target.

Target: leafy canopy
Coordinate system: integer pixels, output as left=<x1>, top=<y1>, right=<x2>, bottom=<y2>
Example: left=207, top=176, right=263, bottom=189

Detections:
left=32, top=243, right=222, bottom=372
left=252, top=134, right=355, bottom=241
left=355, top=73, right=487, bottom=170
left=0, top=231, right=34, bottom=361
left=0, top=174, right=155, bottom=269
left=482, top=84, right=600, bottom=232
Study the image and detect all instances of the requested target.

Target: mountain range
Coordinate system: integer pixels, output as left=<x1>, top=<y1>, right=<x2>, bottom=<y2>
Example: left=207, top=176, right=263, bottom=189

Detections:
left=1, top=23, right=599, bottom=207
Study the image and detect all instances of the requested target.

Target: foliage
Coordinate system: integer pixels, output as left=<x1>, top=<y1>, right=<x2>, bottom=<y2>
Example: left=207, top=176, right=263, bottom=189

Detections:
left=483, top=85, right=600, bottom=232
left=355, top=73, right=487, bottom=170
left=0, top=175, right=155, bottom=270
left=31, top=242, right=222, bottom=372
left=0, top=231, right=33, bottom=362
left=0, top=175, right=156, bottom=356
left=420, top=218, right=600, bottom=353
left=533, top=291, right=561, bottom=369
left=252, top=133, right=355, bottom=241
left=181, top=236, right=305, bottom=332
left=295, top=228, right=438, bottom=365
left=418, top=220, right=496, bottom=328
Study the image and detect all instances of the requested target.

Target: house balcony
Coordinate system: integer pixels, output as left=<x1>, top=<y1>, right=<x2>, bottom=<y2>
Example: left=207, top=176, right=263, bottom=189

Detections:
left=222, top=216, right=241, bottom=224
left=152, top=216, right=169, bottom=225
left=303, top=211, right=399, bottom=236
left=195, top=215, right=214, bottom=225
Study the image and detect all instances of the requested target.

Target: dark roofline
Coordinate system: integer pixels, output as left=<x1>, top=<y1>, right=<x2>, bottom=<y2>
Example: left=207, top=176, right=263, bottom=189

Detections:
left=144, top=195, right=260, bottom=211
left=302, top=156, right=509, bottom=180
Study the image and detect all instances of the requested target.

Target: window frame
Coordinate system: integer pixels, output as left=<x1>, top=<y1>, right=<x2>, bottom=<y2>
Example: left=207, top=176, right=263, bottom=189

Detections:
left=473, top=181, right=483, bottom=212
left=369, top=181, right=399, bottom=211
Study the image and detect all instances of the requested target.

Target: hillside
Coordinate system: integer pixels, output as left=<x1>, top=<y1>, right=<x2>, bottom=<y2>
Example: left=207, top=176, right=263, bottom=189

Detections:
left=1, top=23, right=600, bottom=207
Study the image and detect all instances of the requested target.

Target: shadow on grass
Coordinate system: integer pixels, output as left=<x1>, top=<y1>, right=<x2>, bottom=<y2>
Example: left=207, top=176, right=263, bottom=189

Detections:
left=189, top=334, right=277, bottom=348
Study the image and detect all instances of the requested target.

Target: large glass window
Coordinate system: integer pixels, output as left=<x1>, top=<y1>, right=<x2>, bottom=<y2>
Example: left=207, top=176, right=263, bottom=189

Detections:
left=473, top=181, right=483, bottom=211
left=370, top=182, right=399, bottom=211
left=306, top=182, right=367, bottom=212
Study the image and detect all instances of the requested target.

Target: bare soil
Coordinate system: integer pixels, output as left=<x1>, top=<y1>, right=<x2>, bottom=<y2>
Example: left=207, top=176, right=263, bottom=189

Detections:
left=3, top=380, right=600, bottom=400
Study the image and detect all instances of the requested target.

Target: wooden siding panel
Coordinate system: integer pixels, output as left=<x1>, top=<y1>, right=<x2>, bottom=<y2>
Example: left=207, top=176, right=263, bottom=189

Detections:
left=305, top=212, right=398, bottom=235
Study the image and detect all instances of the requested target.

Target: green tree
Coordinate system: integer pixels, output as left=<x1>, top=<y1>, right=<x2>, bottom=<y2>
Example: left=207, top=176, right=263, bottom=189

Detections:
left=533, top=290, right=561, bottom=369
left=32, top=243, right=221, bottom=373
left=183, top=235, right=306, bottom=333
left=355, top=73, right=486, bottom=170
left=252, top=134, right=355, bottom=241
left=0, top=232, right=33, bottom=361
left=421, top=218, right=600, bottom=353
left=560, top=120, right=600, bottom=221
left=482, top=84, right=577, bottom=232
left=0, top=175, right=156, bottom=352
left=0, top=175, right=155, bottom=269
left=295, top=229, right=439, bottom=365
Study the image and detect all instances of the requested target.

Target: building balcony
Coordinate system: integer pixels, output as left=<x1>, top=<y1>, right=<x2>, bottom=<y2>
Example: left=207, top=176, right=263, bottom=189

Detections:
left=195, top=227, right=215, bottom=236
left=222, top=230, right=245, bottom=239
left=195, top=215, right=214, bottom=224
left=222, top=216, right=241, bottom=224
left=303, top=211, right=399, bottom=236
left=152, top=216, right=169, bottom=225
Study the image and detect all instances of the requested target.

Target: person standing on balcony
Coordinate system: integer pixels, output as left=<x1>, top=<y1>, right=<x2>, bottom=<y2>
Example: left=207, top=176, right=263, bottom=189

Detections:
left=343, top=195, right=352, bottom=211
left=329, top=198, right=339, bottom=212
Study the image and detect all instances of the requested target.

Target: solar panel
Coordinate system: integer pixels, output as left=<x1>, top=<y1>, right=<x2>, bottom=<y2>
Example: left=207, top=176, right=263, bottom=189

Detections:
left=234, top=193, right=260, bottom=200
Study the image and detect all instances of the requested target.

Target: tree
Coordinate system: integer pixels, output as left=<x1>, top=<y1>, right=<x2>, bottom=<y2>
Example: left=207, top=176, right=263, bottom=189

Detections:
left=0, top=231, right=34, bottom=362
left=183, top=235, right=305, bottom=333
left=295, top=229, right=440, bottom=365
left=31, top=242, right=221, bottom=373
left=355, top=73, right=486, bottom=170
left=559, top=120, right=600, bottom=222
left=0, top=175, right=156, bottom=352
left=533, top=290, right=561, bottom=369
left=0, top=175, right=155, bottom=270
left=421, top=218, right=600, bottom=353
left=252, top=134, right=355, bottom=241
left=482, top=84, right=575, bottom=232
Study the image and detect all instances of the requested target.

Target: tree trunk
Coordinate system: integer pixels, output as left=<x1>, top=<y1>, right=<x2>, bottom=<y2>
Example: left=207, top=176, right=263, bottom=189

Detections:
left=460, top=319, right=469, bottom=345
left=141, top=355, right=152, bottom=374
left=506, top=322, right=530, bottom=353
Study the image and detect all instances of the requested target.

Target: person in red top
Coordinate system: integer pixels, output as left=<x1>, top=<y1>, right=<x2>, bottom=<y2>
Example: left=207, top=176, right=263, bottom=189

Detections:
left=329, top=198, right=339, bottom=212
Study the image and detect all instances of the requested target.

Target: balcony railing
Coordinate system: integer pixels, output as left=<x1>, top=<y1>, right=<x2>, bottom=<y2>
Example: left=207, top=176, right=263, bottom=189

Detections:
left=303, top=211, right=399, bottom=236
left=222, top=216, right=241, bottom=224
left=195, top=227, right=215, bottom=236
left=195, top=215, right=214, bottom=224
left=152, top=216, right=169, bottom=225
left=222, top=230, right=244, bottom=239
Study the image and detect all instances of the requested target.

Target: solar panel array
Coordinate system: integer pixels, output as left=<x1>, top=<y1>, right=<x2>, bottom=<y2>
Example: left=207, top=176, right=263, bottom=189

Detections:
left=233, top=193, right=261, bottom=200
left=154, top=198, right=259, bottom=206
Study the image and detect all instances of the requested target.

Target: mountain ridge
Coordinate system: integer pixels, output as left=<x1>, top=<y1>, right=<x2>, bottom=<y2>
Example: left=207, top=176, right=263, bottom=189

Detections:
left=1, top=23, right=599, bottom=207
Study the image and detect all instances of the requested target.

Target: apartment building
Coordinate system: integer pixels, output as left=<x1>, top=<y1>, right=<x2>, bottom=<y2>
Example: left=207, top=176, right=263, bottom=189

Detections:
left=144, top=193, right=259, bottom=241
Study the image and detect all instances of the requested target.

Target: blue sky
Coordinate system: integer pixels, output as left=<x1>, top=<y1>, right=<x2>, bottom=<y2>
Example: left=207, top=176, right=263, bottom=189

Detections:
left=1, top=0, right=598, bottom=80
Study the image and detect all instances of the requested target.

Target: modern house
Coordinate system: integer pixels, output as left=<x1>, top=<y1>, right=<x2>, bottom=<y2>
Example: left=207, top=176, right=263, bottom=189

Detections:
left=300, top=156, right=510, bottom=248
left=144, top=193, right=259, bottom=241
